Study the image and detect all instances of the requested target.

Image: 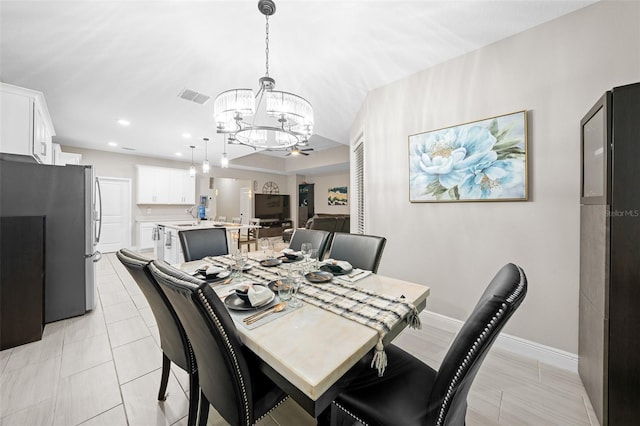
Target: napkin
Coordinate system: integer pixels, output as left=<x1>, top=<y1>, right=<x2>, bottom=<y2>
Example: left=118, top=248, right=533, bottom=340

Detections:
left=205, top=266, right=225, bottom=277
left=248, top=285, right=272, bottom=307
left=323, top=259, right=353, bottom=272
left=333, top=260, right=352, bottom=271
left=281, top=248, right=302, bottom=257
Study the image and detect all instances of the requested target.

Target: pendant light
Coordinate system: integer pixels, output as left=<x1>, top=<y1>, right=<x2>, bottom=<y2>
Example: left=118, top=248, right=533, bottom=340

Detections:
left=220, top=138, right=229, bottom=168
left=213, top=0, right=313, bottom=151
left=202, top=137, right=210, bottom=173
left=189, top=145, right=196, bottom=177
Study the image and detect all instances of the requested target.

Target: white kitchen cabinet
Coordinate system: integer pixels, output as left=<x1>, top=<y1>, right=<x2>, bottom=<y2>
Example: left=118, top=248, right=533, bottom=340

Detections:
left=58, top=152, right=82, bottom=165
left=0, top=83, right=55, bottom=164
left=136, top=165, right=170, bottom=204
left=168, top=168, right=196, bottom=204
left=137, top=222, right=157, bottom=251
left=136, top=165, right=195, bottom=205
left=52, top=143, right=82, bottom=166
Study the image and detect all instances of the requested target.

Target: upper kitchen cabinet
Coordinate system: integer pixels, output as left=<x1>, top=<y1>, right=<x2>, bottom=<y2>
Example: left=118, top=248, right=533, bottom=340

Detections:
left=52, top=143, right=82, bottom=166
left=136, top=165, right=195, bottom=205
left=168, top=168, right=196, bottom=205
left=0, top=83, right=55, bottom=164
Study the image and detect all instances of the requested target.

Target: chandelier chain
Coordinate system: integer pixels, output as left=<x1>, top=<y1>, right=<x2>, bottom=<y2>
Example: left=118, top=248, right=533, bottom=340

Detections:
left=265, top=15, right=270, bottom=77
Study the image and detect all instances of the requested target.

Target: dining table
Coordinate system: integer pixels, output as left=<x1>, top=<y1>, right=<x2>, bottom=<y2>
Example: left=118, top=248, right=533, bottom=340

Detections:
left=179, top=253, right=430, bottom=417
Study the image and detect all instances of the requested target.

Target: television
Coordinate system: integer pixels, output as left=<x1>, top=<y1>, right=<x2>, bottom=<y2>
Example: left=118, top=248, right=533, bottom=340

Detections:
left=254, top=194, right=290, bottom=220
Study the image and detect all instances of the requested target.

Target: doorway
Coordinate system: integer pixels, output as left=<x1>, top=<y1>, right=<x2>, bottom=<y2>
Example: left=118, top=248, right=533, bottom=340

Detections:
left=96, top=177, right=131, bottom=253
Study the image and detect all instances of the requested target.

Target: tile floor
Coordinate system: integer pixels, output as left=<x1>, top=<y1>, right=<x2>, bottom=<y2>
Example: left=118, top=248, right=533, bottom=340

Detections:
left=1, top=248, right=600, bottom=426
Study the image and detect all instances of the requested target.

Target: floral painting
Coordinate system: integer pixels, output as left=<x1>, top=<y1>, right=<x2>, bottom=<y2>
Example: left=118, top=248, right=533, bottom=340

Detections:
left=328, top=186, right=348, bottom=205
left=409, top=111, right=528, bottom=202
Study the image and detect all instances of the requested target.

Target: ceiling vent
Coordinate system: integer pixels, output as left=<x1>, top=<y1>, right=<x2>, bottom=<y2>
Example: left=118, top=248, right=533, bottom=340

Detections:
left=178, top=88, right=210, bottom=105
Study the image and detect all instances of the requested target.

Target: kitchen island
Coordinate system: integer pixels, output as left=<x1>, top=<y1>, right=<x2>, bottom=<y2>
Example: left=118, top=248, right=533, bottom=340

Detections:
left=153, top=220, right=258, bottom=264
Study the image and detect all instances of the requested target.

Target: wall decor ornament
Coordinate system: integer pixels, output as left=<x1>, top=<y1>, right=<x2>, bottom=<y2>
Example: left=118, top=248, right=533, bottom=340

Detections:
left=328, top=186, right=348, bottom=205
left=409, top=110, right=528, bottom=202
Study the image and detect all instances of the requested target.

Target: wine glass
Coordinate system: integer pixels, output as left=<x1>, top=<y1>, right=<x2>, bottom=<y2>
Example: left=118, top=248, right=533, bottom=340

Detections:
left=234, top=246, right=249, bottom=282
left=277, top=277, right=292, bottom=301
left=288, top=266, right=303, bottom=308
left=259, top=237, right=271, bottom=259
left=301, top=242, right=312, bottom=264
left=309, top=248, right=319, bottom=271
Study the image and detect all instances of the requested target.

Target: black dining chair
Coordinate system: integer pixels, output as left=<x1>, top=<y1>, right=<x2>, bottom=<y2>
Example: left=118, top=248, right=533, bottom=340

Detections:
left=148, top=260, right=288, bottom=426
left=289, top=228, right=332, bottom=260
left=329, top=263, right=528, bottom=426
left=326, top=232, right=387, bottom=273
left=115, top=249, right=199, bottom=426
left=178, top=227, right=228, bottom=262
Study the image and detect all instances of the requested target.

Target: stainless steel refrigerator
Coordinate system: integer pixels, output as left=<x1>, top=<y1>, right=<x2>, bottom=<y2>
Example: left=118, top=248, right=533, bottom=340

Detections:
left=0, top=154, right=102, bottom=322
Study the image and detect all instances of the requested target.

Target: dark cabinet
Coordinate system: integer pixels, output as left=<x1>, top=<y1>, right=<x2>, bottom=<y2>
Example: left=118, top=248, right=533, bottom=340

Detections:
left=1, top=216, right=45, bottom=350
left=579, top=82, right=640, bottom=426
left=256, top=219, right=293, bottom=238
left=298, top=184, right=314, bottom=226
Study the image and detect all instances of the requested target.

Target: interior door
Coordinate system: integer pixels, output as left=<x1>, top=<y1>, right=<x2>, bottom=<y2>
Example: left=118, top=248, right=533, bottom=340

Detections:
left=96, top=177, right=131, bottom=253
left=240, top=186, right=253, bottom=223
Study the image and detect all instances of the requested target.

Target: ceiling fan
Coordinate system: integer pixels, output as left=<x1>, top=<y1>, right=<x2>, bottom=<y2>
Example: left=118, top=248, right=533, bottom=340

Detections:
left=286, top=146, right=314, bottom=156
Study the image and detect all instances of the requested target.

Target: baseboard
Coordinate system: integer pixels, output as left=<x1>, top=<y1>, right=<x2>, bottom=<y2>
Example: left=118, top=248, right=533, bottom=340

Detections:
left=421, top=310, right=579, bottom=373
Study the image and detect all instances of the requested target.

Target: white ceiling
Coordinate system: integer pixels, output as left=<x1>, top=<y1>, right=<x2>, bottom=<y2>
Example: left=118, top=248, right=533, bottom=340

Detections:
left=0, top=0, right=597, bottom=171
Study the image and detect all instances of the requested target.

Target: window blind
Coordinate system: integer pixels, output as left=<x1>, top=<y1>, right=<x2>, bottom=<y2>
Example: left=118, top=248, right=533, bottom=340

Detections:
left=354, top=141, right=365, bottom=234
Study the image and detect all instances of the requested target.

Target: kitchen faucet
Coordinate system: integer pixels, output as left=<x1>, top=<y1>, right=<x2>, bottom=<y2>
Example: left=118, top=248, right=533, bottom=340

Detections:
left=185, top=205, right=201, bottom=224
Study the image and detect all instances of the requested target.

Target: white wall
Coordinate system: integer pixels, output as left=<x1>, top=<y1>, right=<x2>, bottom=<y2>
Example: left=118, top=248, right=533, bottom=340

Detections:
left=352, top=1, right=639, bottom=353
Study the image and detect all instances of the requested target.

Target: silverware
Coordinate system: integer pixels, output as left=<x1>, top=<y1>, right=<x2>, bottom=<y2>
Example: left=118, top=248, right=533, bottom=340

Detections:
left=245, top=302, right=287, bottom=325
left=348, top=270, right=365, bottom=279
left=242, top=302, right=283, bottom=322
left=242, top=302, right=287, bottom=324
left=216, top=277, right=233, bottom=286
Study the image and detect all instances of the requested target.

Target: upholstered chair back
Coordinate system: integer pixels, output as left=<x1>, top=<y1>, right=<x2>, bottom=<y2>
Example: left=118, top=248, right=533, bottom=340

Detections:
left=426, top=263, right=527, bottom=425
left=149, top=260, right=286, bottom=425
left=327, top=232, right=387, bottom=273
left=289, top=228, right=332, bottom=259
left=116, top=249, right=198, bottom=425
left=178, top=227, right=228, bottom=262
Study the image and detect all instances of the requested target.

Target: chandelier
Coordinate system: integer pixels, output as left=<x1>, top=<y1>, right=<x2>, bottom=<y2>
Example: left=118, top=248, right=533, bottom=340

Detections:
left=213, top=0, right=313, bottom=151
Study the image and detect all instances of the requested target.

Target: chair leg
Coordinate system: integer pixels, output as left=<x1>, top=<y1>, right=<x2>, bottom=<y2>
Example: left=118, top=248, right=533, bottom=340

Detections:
left=186, top=370, right=199, bottom=426
left=158, top=353, right=171, bottom=401
left=197, top=391, right=210, bottom=426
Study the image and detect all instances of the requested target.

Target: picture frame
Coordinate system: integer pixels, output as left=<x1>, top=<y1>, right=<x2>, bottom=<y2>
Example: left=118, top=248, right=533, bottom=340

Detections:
left=328, top=186, right=348, bottom=205
left=409, top=110, right=528, bottom=202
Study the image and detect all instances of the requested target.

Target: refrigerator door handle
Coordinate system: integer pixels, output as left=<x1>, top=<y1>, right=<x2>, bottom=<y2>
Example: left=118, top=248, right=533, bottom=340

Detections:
left=95, top=177, right=103, bottom=244
left=85, top=250, right=102, bottom=262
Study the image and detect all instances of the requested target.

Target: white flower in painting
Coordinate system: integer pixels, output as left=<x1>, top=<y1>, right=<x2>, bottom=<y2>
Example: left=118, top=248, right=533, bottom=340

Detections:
left=410, top=126, right=497, bottom=192
left=458, top=154, right=525, bottom=199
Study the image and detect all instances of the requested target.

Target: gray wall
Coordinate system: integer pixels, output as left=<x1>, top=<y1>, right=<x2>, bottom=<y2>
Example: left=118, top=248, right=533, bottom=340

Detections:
left=352, top=1, right=639, bottom=353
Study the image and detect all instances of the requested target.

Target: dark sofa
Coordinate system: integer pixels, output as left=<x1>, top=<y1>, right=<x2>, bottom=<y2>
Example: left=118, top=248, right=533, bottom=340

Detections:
left=305, top=214, right=350, bottom=233
left=282, top=214, right=350, bottom=243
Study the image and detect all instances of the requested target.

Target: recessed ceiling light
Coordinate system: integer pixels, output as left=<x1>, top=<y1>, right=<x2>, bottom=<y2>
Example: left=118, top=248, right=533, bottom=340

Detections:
left=182, top=133, right=191, bottom=139
left=175, top=152, right=183, bottom=157
left=117, top=119, right=130, bottom=126
left=108, top=141, right=118, bottom=147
